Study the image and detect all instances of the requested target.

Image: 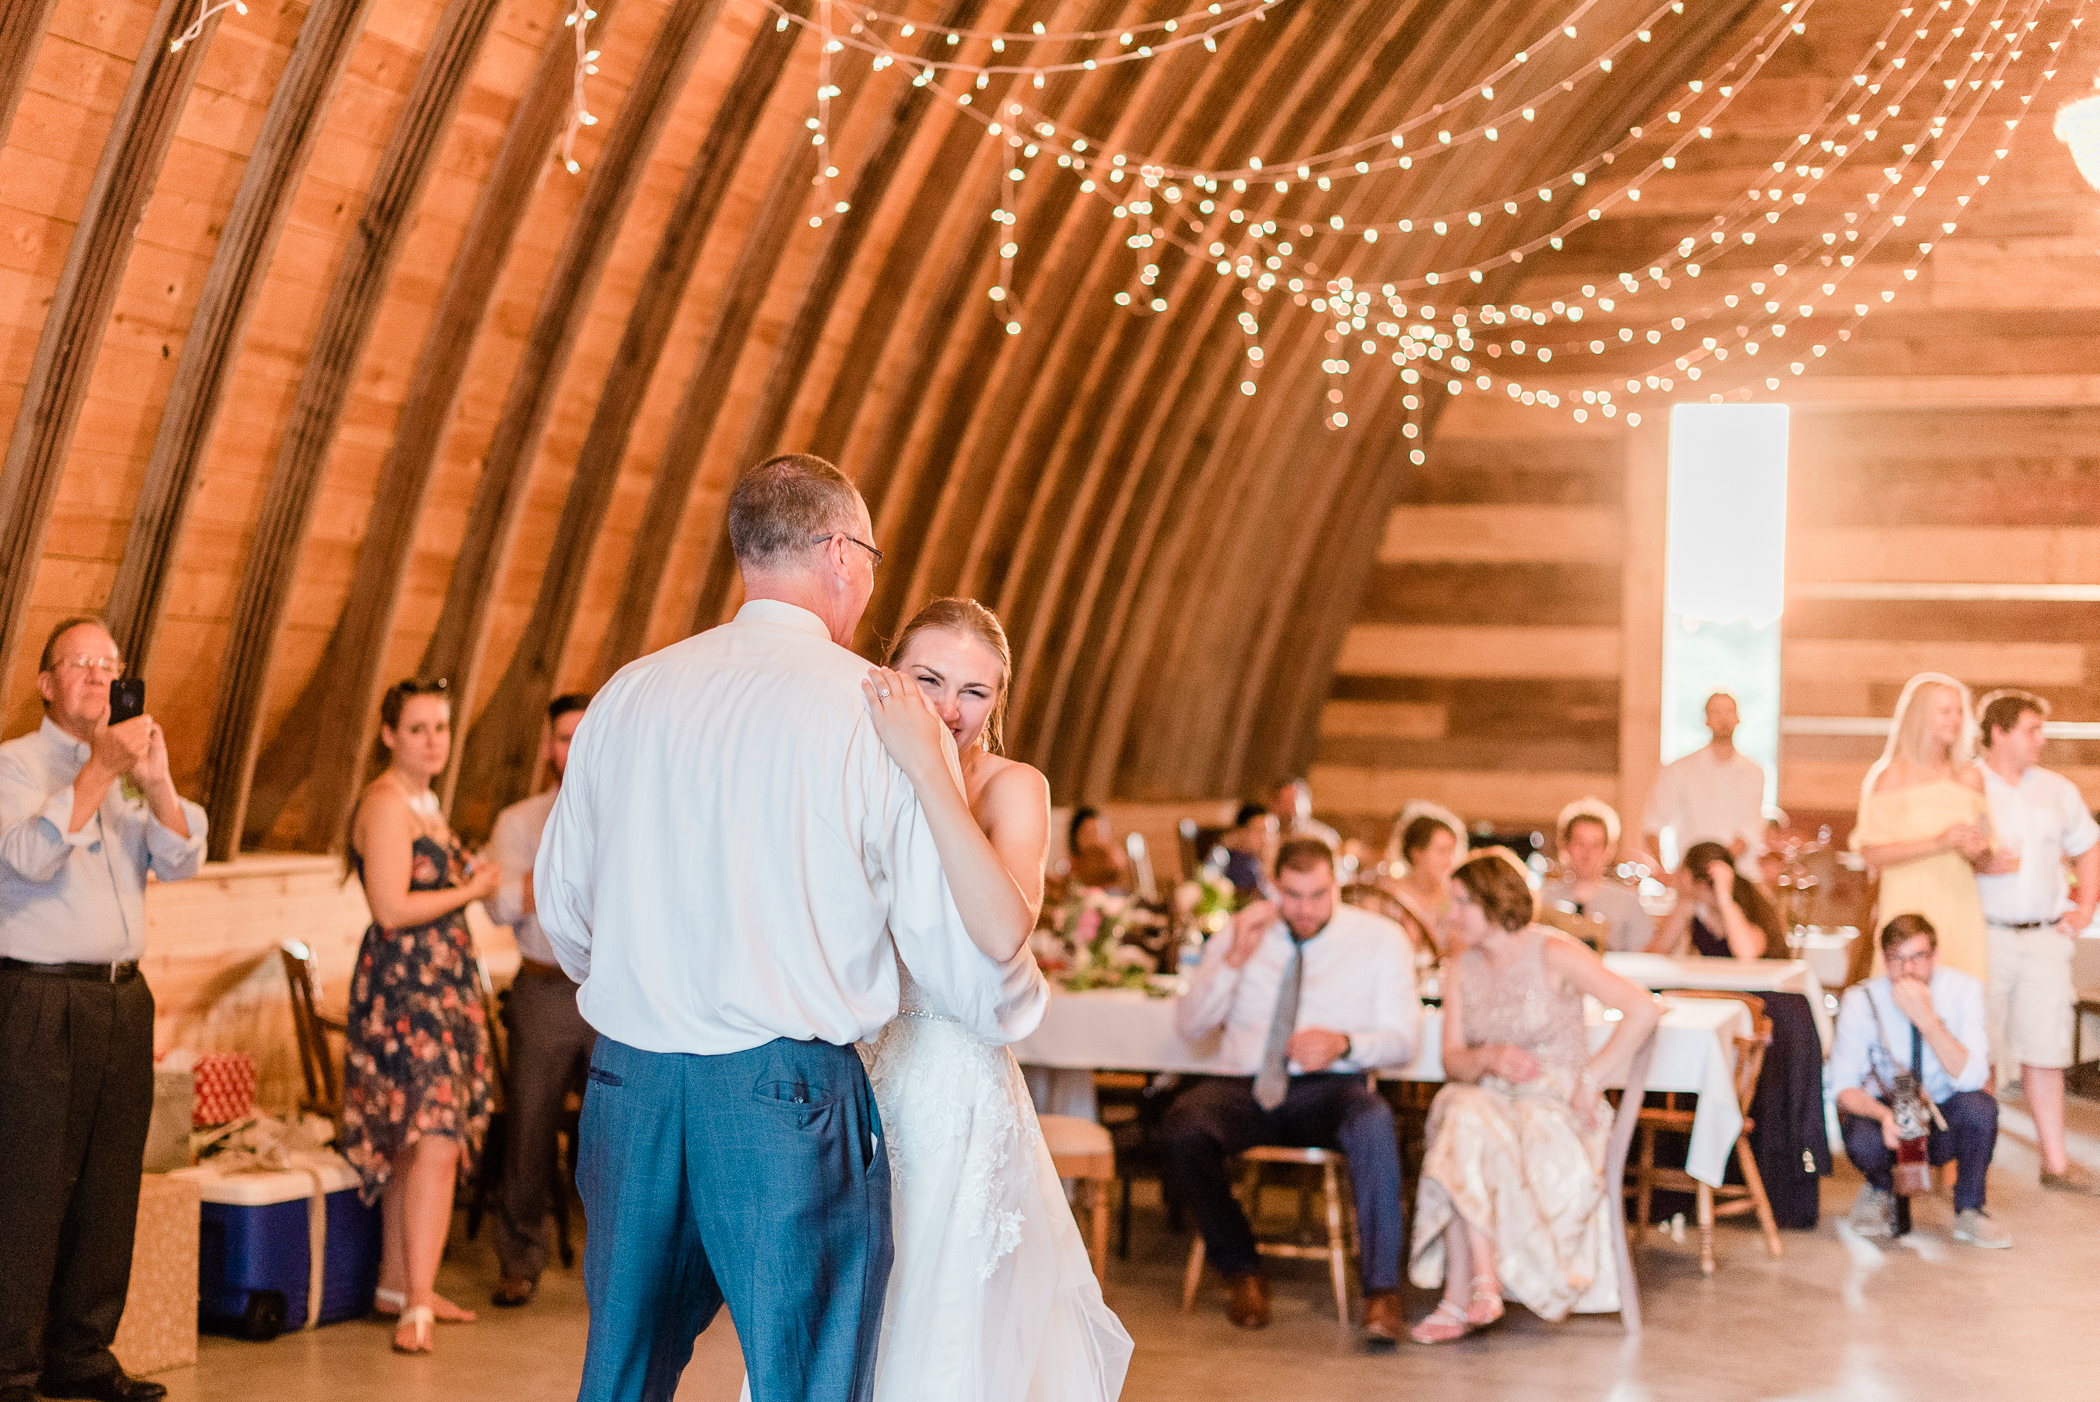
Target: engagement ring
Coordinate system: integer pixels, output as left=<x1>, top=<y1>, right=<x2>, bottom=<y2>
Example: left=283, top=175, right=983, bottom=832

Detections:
left=877, top=687, right=890, bottom=697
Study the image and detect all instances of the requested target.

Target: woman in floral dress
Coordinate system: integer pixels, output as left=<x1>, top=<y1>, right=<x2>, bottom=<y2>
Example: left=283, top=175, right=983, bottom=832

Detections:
left=341, top=679, right=501, bottom=1354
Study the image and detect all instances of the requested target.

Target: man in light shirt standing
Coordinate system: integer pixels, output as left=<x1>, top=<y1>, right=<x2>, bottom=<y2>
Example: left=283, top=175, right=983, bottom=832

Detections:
left=536, top=455, right=1044, bottom=1402
left=1973, top=689, right=2100, bottom=1194
left=1642, top=691, right=1766, bottom=875
left=485, top=691, right=594, bottom=1308
left=0, top=618, right=206, bottom=1402
left=1166, top=838, right=1420, bottom=1347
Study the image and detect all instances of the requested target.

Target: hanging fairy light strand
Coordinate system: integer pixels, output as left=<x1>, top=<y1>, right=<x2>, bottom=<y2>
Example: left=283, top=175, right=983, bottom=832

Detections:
left=766, top=0, right=1288, bottom=81
left=1323, top=0, right=2074, bottom=439
left=559, top=0, right=603, bottom=175
left=170, top=0, right=247, bottom=52
left=845, top=0, right=1277, bottom=44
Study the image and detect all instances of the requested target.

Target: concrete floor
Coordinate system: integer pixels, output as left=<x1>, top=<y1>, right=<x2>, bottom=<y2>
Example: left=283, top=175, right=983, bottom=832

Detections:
left=149, top=1091, right=2100, bottom=1402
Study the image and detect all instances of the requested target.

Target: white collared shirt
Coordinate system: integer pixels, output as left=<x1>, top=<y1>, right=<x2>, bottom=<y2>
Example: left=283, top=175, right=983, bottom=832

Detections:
left=1643, top=744, right=1767, bottom=871
left=0, top=717, right=208, bottom=962
left=1829, top=968, right=1990, bottom=1104
left=1175, top=902, right=1421, bottom=1075
left=486, top=789, right=558, bottom=965
left=536, top=600, right=1047, bottom=1055
left=1977, top=763, right=2098, bottom=928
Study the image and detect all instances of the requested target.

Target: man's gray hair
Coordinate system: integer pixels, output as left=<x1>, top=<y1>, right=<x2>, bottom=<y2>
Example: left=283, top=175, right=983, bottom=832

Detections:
left=727, top=453, right=863, bottom=569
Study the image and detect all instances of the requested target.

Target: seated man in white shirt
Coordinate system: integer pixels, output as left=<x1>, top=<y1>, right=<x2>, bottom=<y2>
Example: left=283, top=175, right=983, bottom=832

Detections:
left=1166, top=838, right=1420, bottom=1347
left=1830, top=913, right=2005, bottom=1247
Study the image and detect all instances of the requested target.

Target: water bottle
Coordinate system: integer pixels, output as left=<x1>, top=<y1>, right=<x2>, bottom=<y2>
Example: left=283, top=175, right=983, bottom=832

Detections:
left=1177, top=925, right=1206, bottom=976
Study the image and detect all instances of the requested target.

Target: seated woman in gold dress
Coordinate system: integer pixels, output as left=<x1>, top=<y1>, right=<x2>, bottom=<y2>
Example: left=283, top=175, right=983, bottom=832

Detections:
left=1851, top=672, right=1992, bottom=979
left=1409, top=850, right=1661, bottom=1344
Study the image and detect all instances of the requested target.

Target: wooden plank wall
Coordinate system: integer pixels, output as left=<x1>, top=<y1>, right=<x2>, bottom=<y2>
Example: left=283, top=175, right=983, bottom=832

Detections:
left=1780, top=407, right=2100, bottom=828
left=1311, top=395, right=1641, bottom=845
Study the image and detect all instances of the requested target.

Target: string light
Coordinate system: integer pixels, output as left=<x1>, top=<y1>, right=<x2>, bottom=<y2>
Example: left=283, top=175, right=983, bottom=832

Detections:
left=169, top=0, right=246, bottom=52
left=766, top=0, right=1286, bottom=79
left=559, top=0, right=602, bottom=175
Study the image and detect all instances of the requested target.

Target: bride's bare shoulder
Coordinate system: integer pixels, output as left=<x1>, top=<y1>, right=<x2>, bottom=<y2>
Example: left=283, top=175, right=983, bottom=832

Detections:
left=974, top=754, right=1050, bottom=811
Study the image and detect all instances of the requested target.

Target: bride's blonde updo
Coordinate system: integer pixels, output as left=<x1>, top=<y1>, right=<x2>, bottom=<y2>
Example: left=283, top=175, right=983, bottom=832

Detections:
left=886, top=598, right=1013, bottom=755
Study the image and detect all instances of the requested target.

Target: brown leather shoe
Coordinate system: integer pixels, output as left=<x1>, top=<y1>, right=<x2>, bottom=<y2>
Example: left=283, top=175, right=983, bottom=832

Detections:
left=492, top=1277, right=536, bottom=1308
left=1225, top=1273, right=1271, bottom=1329
left=1360, top=1290, right=1403, bottom=1350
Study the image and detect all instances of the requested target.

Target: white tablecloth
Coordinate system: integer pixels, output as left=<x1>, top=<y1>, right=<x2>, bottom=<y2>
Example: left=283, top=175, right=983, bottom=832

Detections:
left=1601, top=952, right=1831, bottom=1049
left=1014, top=989, right=1750, bottom=1186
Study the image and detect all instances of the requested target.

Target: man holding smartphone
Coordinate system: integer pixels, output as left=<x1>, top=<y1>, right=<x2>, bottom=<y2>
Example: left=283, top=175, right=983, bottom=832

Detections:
left=0, top=617, right=207, bottom=1402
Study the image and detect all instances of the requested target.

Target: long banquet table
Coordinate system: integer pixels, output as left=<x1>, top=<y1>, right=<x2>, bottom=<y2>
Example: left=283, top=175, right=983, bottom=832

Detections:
left=1015, top=988, right=1752, bottom=1186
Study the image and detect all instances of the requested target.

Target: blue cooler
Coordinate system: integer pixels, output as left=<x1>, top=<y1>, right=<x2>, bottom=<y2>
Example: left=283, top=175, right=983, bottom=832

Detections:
left=171, top=1154, right=381, bottom=1340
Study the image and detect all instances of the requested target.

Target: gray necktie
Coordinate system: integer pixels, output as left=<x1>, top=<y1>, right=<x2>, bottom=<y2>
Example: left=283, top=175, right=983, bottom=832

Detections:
left=1253, top=941, right=1303, bottom=1111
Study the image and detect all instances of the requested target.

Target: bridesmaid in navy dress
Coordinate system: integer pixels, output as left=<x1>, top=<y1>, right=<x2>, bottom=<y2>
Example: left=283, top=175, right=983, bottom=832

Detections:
left=340, top=679, right=501, bottom=1354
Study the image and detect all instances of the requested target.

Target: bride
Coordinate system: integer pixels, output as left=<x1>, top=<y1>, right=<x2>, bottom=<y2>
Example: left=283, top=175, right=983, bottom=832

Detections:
left=747, top=597, right=1131, bottom=1400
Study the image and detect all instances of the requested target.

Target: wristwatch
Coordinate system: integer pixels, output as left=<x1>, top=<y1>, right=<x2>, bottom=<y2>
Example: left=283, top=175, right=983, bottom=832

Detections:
left=1340, top=1034, right=1353, bottom=1062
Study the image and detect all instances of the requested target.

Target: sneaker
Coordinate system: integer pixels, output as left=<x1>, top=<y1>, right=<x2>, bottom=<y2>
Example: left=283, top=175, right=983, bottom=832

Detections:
left=1952, top=1208, right=2011, bottom=1249
left=2040, top=1163, right=2100, bottom=1196
left=1848, top=1185, right=1893, bottom=1238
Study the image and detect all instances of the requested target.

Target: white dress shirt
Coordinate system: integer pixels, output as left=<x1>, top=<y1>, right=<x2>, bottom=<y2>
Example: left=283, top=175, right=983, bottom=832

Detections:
left=1175, top=902, right=1420, bottom=1075
left=1829, top=969, right=1991, bottom=1104
left=536, top=599, right=1047, bottom=1056
left=0, top=718, right=208, bottom=963
left=1643, top=745, right=1767, bottom=873
left=486, top=789, right=558, bottom=965
left=1977, top=763, right=2098, bottom=928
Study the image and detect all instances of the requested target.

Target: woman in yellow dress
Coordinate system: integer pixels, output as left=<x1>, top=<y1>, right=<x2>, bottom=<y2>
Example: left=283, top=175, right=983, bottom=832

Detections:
left=1850, top=673, right=1993, bottom=978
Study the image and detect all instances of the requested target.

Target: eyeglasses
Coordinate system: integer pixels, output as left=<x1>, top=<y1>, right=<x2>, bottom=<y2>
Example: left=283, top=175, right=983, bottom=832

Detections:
left=55, top=657, right=123, bottom=678
left=1886, top=947, right=1936, bottom=968
left=811, top=532, right=883, bottom=568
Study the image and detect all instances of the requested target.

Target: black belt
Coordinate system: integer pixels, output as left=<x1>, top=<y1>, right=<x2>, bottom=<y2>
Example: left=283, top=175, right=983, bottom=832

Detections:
left=1987, top=918, right=2056, bottom=930
left=0, top=956, right=140, bottom=982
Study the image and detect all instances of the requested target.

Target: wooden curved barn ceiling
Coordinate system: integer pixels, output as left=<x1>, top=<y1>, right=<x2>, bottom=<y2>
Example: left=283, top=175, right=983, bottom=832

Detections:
left=1, top=0, right=2094, bottom=857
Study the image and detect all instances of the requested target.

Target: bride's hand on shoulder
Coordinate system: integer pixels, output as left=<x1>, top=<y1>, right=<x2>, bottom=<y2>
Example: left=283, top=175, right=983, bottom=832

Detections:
left=863, top=666, right=951, bottom=781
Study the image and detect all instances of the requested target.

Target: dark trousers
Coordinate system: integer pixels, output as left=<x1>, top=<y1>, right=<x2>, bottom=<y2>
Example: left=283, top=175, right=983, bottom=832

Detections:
left=1163, top=1074, right=1405, bottom=1291
left=0, top=967, right=155, bottom=1390
left=1841, top=1089, right=1998, bottom=1212
left=495, top=969, right=595, bottom=1282
left=575, top=1035, right=891, bottom=1402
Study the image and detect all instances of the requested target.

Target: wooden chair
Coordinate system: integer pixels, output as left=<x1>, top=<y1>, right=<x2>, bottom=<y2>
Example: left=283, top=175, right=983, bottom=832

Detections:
left=278, top=940, right=346, bottom=1123
left=1181, top=1145, right=1357, bottom=1323
left=1626, top=991, right=1783, bottom=1275
left=1040, top=1114, right=1116, bottom=1290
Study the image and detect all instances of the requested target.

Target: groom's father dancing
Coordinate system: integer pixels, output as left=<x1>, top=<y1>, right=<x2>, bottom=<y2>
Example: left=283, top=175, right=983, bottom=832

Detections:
left=537, top=454, right=1047, bottom=1402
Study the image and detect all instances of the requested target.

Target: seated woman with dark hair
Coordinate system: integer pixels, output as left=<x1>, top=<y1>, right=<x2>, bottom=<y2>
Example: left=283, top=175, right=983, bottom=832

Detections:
left=1376, top=807, right=1464, bottom=955
left=1656, top=839, right=1782, bottom=959
left=1067, top=805, right=1132, bottom=890
left=1408, top=850, right=1661, bottom=1343
left=1217, top=803, right=1276, bottom=897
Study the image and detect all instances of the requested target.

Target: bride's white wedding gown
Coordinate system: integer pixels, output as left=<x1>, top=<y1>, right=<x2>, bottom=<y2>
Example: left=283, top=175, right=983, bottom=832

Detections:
left=863, top=960, right=1131, bottom=1399
left=736, top=960, right=1131, bottom=1401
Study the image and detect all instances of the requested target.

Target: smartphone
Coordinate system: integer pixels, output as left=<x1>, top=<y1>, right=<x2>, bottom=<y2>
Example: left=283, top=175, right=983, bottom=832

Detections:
left=109, top=676, right=145, bottom=725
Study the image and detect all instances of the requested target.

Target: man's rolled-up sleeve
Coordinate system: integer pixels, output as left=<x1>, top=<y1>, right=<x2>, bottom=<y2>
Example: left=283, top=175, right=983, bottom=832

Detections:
left=536, top=754, right=597, bottom=983
left=862, top=730, right=1046, bottom=1045
left=1828, top=988, right=1873, bottom=1098
left=484, top=808, right=529, bottom=928
left=0, top=756, right=91, bottom=883
left=1175, top=938, right=1242, bottom=1042
left=144, top=798, right=208, bottom=881
left=1945, top=979, right=1991, bottom=1094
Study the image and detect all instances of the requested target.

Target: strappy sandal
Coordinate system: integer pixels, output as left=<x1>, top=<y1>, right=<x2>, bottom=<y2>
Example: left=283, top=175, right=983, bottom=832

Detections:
left=1409, top=1299, right=1475, bottom=1345
left=1467, top=1273, right=1505, bottom=1326
left=393, top=1305, right=436, bottom=1355
left=373, top=1287, right=406, bottom=1318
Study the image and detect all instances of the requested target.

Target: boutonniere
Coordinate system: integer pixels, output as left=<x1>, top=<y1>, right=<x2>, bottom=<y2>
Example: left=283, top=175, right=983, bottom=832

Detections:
left=120, top=776, right=145, bottom=803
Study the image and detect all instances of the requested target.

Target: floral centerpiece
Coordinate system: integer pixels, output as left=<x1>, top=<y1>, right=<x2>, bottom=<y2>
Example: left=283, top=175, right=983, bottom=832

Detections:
left=1174, top=869, right=1238, bottom=936
left=1031, top=887, right=1168, bottom=991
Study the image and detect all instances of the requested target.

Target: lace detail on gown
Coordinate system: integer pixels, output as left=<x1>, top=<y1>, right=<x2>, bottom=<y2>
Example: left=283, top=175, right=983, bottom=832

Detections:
left=871, top=962, right=1033, bottom=1280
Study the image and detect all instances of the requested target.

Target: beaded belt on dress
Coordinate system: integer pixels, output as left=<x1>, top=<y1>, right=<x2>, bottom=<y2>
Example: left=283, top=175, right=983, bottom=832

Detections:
left=899, top=1007, right=960, bottom=1023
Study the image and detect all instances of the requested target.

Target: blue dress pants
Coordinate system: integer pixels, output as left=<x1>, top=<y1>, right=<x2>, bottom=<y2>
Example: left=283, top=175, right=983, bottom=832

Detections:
left=575, top=1035, right=891, bottom=1402
left=1163, top=1073, right=1405, bottom=1290
left=1840, top=1089, right=1997, bottom=1212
